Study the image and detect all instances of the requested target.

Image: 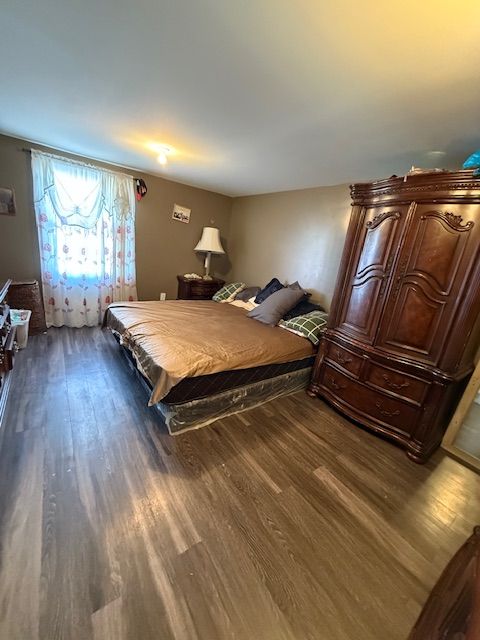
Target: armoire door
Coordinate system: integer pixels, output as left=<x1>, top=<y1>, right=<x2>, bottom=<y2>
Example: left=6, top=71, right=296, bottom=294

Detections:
left=336, top=206, right=409, bottom=345
left=375, top=204, right=480, bottom=366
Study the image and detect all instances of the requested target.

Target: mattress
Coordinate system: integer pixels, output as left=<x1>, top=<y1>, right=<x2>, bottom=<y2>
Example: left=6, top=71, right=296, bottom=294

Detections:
left=114, top=336, right=313, bottom=434
left=157, top=368, right=312, bottom=434
left=104, top=299, right=315, bottom=403
left=162, top=355, right=316, bottom=404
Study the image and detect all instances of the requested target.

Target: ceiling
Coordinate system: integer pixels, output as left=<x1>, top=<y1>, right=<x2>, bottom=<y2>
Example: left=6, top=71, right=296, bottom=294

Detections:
left=2, top=1, right=480, bottom=196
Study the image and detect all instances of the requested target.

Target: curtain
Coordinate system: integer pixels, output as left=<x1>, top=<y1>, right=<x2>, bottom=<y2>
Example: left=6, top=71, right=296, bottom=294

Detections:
left=32, top=150, right=137, bottom=328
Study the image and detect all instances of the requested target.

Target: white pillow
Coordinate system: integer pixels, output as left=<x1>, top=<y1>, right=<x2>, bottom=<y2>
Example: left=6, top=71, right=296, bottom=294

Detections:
left=229, top=299, right=257, bottom=311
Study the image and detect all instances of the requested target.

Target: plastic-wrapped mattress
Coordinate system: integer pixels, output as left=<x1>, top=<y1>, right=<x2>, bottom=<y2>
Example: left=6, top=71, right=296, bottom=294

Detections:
left=156, top=367, right=312, bottom=434
left=115, top=335, right=313, bottom=434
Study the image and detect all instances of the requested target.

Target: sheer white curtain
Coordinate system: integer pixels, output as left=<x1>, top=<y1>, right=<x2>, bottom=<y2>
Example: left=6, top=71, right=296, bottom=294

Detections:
left=32, top=150, right=137, bottom=328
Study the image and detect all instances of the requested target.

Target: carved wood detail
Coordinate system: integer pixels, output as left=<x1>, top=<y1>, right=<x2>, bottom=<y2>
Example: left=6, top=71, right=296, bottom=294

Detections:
left=382, top=374, right=409, bottom=390
left=386, top=181, right=480, bottom=193
left=375, top=402, right=400, bottom=418
left=326, top=375, right=347, bottom=391
left=366, top=211, right=401, bottom=229
left=333, top=349, right=352, bottom=366
left=420, top=210, right=474, bottom=231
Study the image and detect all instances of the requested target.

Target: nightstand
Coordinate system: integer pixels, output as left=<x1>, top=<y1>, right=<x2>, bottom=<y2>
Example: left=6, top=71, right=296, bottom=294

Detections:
left=177, top=276, right=225, bottom=300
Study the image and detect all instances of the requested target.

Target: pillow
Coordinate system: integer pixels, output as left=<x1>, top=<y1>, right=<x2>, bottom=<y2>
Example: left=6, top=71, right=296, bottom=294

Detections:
left=247, top=287, right=304, bottom=326
left=235, top=286, right=261, bottom=302
left=288, top=281, right=311, bottom=297
left=283, top=299, right=325, bottom=321
left=278, top=310, right=328, bottom=345
left=212, top=282, right=246, bottom=302
left=254, top=278, right=284, bottom=304
left=229, top=299, right=257, bottom=311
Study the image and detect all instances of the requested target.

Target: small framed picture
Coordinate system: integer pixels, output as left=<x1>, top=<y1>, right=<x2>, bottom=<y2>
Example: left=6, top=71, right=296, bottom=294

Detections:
left=0, top=187, right=16, bottom=215
left=172, top=203, right=191, bottom=224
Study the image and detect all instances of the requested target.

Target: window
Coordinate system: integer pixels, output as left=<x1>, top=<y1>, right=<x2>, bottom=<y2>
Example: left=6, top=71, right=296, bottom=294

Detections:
left=32, top=150, right=137, bottom=328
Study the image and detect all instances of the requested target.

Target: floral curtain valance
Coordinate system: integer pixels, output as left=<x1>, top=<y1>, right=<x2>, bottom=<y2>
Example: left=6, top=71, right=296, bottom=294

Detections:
left=32, top=150, right=137, bottom=328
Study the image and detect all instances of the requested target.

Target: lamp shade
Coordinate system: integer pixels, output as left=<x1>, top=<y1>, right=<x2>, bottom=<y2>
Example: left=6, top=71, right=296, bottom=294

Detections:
left=194, top=227, right=225, bottom=254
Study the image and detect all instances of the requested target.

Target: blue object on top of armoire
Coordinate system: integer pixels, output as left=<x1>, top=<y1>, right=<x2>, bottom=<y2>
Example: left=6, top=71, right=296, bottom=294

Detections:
left=463, top=150, right=480, bottom=176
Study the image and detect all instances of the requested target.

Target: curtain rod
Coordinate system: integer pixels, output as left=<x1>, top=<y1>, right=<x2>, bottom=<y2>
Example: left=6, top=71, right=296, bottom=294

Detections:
left=22, top=147, right=135, bottom=180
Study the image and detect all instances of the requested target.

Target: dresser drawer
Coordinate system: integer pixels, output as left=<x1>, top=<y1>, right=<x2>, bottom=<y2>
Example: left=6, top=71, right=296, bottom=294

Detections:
left=0, top=302, right=9, bottom=332
left=1, top=303, right=9, bottom=322
left=188, top=283, right=219, bottom=298
left=321, top=363, right=419, bottom=436
left=1, top=326, right=16, bottom=372
left=177, top=276, right=224, bottom=300
left=364, top=361, right=428, bottom=404
left=325, top=342, right=363, bottom=378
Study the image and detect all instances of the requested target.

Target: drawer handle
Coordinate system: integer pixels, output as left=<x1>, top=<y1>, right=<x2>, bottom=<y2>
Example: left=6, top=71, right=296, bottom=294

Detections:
left=382, top=374, right=410, bottom=390
left=334, top=350, right=352, bottom=366
left=327, top=375, right=347, bottom=391
left=375, top=402, right=400, bottom=418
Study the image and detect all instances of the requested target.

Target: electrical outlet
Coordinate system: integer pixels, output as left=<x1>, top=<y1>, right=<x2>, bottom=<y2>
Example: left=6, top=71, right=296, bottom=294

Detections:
left=160, top=292, right=166, bottom=301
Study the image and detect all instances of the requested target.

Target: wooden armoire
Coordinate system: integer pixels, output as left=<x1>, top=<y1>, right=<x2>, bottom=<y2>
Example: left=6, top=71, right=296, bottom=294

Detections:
left=308, top=170, right=480, bottom=462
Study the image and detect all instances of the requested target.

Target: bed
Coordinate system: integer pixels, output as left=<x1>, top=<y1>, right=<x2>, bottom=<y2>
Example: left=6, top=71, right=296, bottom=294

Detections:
left=104, top=299, right=317, bottom=434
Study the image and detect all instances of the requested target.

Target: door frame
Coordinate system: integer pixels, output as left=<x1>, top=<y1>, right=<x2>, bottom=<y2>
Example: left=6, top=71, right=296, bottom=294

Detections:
left=442, top=358, right=480, bottom=473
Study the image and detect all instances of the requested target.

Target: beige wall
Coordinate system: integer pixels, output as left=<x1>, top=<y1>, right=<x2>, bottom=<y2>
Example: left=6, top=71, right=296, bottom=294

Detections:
left=0, top=132, right=351, bottom=307
left=0, top=136, right=40, bottom=284
left=228, top=184, right=351, bottom=310
left=0, top=134, right=232, bottom=301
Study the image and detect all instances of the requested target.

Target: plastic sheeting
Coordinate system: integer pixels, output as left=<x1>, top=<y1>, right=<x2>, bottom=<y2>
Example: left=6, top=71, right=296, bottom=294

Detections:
left=154, top=367, right=312, bottom=435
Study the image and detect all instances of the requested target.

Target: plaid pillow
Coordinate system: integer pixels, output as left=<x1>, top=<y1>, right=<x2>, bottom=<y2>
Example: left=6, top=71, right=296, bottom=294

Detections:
left=278, top=310, right=328, bottom=345
left=212, top=282, right=246, bottom=302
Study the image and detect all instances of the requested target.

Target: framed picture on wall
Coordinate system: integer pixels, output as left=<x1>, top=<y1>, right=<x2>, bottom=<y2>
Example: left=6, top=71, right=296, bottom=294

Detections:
left=172, top=203, right=191, bottom=224
left=0, top=187, right=16, bottom=215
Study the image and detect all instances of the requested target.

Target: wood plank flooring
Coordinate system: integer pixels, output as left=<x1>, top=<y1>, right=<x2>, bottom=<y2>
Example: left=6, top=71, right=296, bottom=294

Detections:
left=0, top=327, right=479, bottom=640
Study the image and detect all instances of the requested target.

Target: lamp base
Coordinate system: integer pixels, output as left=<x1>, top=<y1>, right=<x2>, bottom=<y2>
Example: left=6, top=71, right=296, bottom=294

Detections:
left=204, top=251, right=212, bottom=277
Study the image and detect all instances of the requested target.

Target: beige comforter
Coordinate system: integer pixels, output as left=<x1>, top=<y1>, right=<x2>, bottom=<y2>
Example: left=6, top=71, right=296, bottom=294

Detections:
left=104, top=300, right=314, bottom=404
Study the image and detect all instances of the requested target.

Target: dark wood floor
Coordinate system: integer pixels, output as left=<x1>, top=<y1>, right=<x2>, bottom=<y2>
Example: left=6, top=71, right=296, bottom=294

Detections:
left=0, top=327, right=479, bottom=640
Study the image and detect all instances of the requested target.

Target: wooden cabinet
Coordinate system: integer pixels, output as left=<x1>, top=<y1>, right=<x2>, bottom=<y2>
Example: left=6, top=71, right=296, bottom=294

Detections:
left=408, top=527, right=480, bottom=639
left=177, top=275, right=225, bottom=300
left=336, top=206, right=409, bottom=345
left=309, top=171, right=480, bottom=462
left=375, top=204, right=480, bottom=367
left=0, top=280, right=16, bottom=424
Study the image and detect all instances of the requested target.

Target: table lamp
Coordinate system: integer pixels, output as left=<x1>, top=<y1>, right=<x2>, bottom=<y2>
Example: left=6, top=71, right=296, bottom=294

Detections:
left=194, top=227, right=225, bottom=278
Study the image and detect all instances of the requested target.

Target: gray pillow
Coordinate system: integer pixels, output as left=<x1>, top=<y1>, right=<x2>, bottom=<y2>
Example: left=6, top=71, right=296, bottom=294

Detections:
left=235, top=286, right=261, bottom=302
left=289, top=281, right=311, bottom=297
left=247, top=287, right=305, bottom=326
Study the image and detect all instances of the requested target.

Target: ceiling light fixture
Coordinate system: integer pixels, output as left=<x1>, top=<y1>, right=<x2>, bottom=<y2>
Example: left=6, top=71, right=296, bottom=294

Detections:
left=145, top=142, right=175, bottom=165
left=153, top=144, right=172, bottom=165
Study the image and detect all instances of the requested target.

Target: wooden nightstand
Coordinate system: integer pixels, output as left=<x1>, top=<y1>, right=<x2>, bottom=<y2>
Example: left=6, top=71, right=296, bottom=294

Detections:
left=176, top=276, right=225, bottom=300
